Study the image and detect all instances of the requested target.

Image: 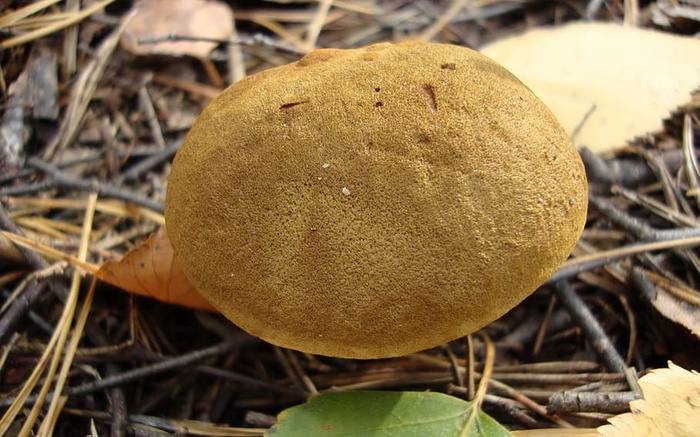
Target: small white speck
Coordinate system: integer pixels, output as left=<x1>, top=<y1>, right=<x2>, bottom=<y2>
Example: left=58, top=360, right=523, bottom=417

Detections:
left=322, top=162, right=330, bottom=169
left=341, top=187, right=351, bottom=196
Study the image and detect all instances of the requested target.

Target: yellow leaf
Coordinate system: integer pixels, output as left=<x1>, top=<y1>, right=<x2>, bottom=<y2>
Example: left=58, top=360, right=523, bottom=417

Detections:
left=481, top=22, right=700, bottom=153
left=598, top=362, right=700, bottom=437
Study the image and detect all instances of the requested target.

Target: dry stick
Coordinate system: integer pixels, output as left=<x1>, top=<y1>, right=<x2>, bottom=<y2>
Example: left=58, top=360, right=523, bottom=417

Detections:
left=449, top=372, right=574, bottom=428
left=547, top=234, right=700, bottom=284
left=420, top=353, right=575, bottom=428
left=613, top=185, right=700, bottom=228
left=553, top=280, right=627, bottom=375
left=196, top=365, right=307, bottom=399
left=0, top=146, right=160, bottom=185
left=0, top=287, right=53, bottom=335
left=26, top=157, right=164, bottom=213
left=0, top=203, right=57, bottom=344
left=488, top=377, right=574, bottom=428
left=548, top=390, right=640, bottom=415
left=115, top=139, right=182, bottom=184
left=0, top=342, right=237, bottom=409
left=0, top=180, right=58, bottom=196
left=138, top=33, right=304, bottom=56
left=588, top=193, right=700, bottom=242
left=629, top=267, right=665, bottom=311
left=60, top=408, right=265, bottom=436
left=137, top=78, right=167, bottom=150
left=590, top=191, right=700, bottom=274
left=489, top=335, right=573, bottom=429
left=482, top=394, right=541, bottom=429
left=0, top=333, right=19, bottom=375
left=646, top=152, right=700, bottom=275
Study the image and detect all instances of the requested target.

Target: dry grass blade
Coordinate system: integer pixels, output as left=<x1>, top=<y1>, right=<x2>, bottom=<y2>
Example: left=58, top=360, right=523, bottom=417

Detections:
left=304, top=0, right=334, bottom=51
left=6, top=197, right=165, bottom=226
left=0, top=231, right=100, bottom=274
left=0, top=194, right=97, bottom=435
left=62, top=0, right=80, bottom=76
left=474, top=333, right=495, bottom=409
left=17, top=193, right=97, bottom=437
left=0, top=0, right=61, bottom=28
left=0, top=0, right=115, bottom=49
left=61, top=408, right=266, bottom=436
left=38, top=277, right=97, bottom=436
left=683, top=113, right=700, bottom=208
left=418, top=0, right=471, bottom=41
left=511, top=430, right=600, bottom=436
left=549, top=235, right=700, bottom=283
left=42, top=8, right=133, bottom=160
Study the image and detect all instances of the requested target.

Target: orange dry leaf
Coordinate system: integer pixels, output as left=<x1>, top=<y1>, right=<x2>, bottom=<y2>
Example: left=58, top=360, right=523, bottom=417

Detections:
left=96, top=227, right=215, bottom=311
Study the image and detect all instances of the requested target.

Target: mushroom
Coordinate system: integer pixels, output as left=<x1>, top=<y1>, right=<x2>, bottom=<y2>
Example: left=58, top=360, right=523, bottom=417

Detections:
left=165, top=41, right=588, bottom=359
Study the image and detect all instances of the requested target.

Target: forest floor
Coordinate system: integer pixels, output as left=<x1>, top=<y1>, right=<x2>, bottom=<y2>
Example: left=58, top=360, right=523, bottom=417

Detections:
left=1, top=1, right=699, bottom=436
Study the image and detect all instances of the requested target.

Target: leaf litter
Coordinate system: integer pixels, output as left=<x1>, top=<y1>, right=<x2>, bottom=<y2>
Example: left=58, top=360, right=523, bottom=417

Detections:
left=1, top=0, right=700, bottom=436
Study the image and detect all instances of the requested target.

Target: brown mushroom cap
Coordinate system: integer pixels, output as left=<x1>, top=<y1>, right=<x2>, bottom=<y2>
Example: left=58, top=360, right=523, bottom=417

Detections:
left=165, top=41, right=588, bottom=359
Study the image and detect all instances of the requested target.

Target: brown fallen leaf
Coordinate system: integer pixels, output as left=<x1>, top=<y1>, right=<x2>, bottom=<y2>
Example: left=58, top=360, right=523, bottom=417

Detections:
left=598, top=362, right=700, bottom=437
left=121, top=0, right=233, bottom=58
left=96, top=227, right=215, bottom=311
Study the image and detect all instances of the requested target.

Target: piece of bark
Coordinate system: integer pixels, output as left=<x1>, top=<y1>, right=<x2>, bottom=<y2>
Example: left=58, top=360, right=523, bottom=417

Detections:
left=0, top=46, right=58, bottom=170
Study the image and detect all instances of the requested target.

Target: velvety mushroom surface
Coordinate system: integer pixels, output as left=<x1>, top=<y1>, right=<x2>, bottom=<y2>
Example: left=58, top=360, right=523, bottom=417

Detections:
left=165, top=41, right=588, bottom=359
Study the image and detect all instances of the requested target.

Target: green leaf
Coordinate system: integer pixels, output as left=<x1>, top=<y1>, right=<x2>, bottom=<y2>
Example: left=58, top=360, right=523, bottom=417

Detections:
left=265, top=390, right=512, bottom=437
left=464, top=409, right=512, bottom=437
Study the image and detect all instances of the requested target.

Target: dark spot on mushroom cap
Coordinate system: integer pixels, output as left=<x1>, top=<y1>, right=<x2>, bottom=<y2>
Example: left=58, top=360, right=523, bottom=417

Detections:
left=421, top=83, right=437, bottom=111
left=280, top=101, right=308, bottom=110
